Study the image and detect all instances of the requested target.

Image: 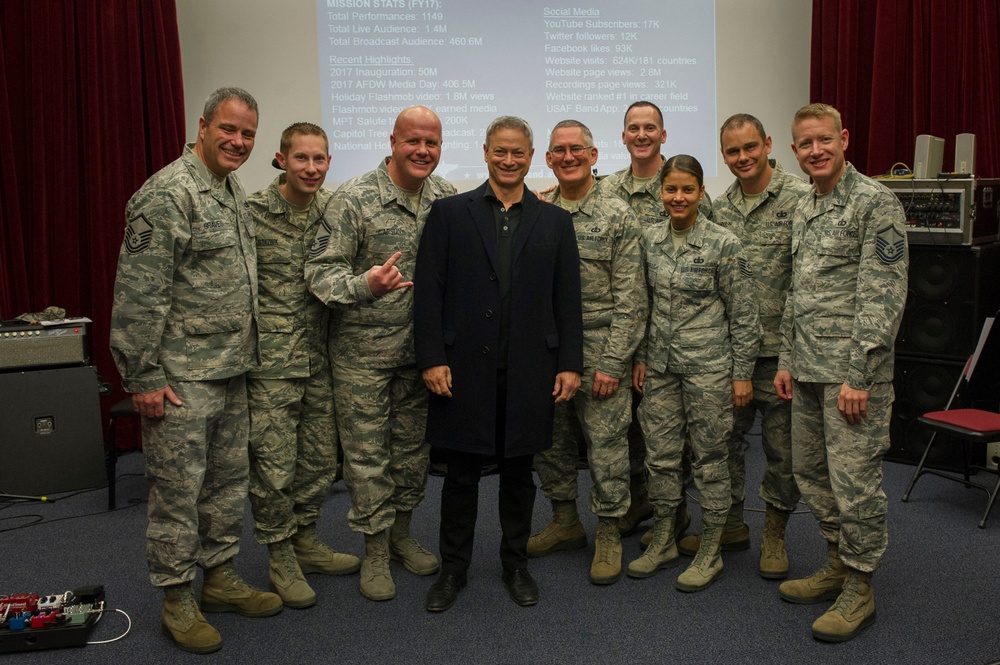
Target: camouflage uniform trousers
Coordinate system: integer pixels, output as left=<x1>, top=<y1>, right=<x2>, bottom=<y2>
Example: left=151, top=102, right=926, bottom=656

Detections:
left=627, top=392, right=647, bottom=476
left=632, top=393, right=693, bottom=486
left=247, top=370, right=338, bottom=545
left=638, top=367, right=732, bottom=525
left=534, top=369, right=632, bottom=518
left=791, top=379, right=893, bottom=573
left=142, top=375, right=249, bottom=587
left=331, top=359, right=430, bottom=534
left=729, top=356, right=800, bottom=512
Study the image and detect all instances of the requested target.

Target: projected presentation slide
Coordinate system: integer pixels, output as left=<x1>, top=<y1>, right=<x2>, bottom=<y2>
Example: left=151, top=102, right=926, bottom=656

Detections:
left=317, top=0, right=716, bottom=181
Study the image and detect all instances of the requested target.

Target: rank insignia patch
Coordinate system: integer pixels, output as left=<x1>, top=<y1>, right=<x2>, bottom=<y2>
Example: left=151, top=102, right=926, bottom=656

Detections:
left=124, top=214, right=153, bottom=254
left=875, top=224, right=905, bottom=264
left=309, top=221, right=331, bottom=257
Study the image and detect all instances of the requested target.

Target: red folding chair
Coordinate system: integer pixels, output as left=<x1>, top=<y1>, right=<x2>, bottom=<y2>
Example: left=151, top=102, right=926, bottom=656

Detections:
left=901, top=314, right=1000, bottom=527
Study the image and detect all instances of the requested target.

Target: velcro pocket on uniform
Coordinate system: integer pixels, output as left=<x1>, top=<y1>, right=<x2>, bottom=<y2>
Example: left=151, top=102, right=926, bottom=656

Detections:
left=676, top=327, right=724, bottom=348
left=191, top=223, right=237, bottom=251
left=701, top=460, right=728, bottom=482
left=184, top=314, right=241, bottom=335
left=677, top=274, right=714, bottom=292
left=577, top=242, right=612, bottom=261
left=855, top=495, right=887, bottom=522
left=257, top=245, right=292, bottom=264
left=258, top=314, right=294, bottom=333
left=802, top=314, right=853, bottom=339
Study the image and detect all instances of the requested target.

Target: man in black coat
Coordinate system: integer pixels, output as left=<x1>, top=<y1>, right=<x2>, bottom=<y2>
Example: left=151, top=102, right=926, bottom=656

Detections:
left=413, top=116, right=584, bottom=612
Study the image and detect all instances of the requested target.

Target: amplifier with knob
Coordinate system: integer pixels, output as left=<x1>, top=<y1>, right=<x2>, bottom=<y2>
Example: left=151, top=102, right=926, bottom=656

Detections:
left=0, top=319, right=90, bottom=372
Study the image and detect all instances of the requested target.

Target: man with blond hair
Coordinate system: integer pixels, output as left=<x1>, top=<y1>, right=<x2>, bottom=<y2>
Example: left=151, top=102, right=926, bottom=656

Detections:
left=774, top=103, right=908, bottom=642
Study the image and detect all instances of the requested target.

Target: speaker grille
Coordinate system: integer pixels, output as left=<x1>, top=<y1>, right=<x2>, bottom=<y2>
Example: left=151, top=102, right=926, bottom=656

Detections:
left=0, top=335, right=87, bottom=371
left=896, top=244, right=1000, bottom=360
left=888, top=356, right=982, bottom=471
left=0, top=367, right=106, bottom=494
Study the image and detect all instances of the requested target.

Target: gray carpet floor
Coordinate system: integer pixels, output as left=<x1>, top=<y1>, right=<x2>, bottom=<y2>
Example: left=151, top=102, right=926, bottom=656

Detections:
left=2, top=432, right=998, bottom=664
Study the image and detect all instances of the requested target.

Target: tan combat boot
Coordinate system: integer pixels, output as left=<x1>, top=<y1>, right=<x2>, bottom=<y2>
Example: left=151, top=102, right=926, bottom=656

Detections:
left=527, top=500, right=587, bottom=557
left=811, top=569, right=876, bottom=642
left=779, top=541, right=848, bottom=604
left=639, top=499, right=691, bottom=548
left=618, top=474, right=654, bottom=536
left=590, top=517, right=623, bottom=585
left=677, top=502, right=749, bottom=556
left=627, top=517, right=679, bottom=578
left=360, top=531, right=395, bottom=601
left=201, top=561, right=283, bottom=617
left=389, top=510, right=440, bottom=575
left=268, top=539, right=317, bottom=609
left=292, top=526, right=361, bottom=575
left=162, top=583, right=222, bottom=654
left=676, top=521, right=724, bottom=592
left=759, top=505, right=792, bottom=580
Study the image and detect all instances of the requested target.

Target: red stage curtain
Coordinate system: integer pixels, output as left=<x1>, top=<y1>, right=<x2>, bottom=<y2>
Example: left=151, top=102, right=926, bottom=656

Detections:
left=811, top=0, right=1000, bottom=178
left=0, top=0, right=185, bottom=449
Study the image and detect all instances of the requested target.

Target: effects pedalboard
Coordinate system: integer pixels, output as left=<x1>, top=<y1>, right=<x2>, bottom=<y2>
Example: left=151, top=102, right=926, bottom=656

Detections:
left=0, top=586, right=104, bottom=653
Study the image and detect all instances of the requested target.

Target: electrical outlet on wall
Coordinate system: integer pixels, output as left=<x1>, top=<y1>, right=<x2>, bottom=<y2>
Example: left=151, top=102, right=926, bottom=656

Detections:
left=987, top=441, right=1000, bottom=470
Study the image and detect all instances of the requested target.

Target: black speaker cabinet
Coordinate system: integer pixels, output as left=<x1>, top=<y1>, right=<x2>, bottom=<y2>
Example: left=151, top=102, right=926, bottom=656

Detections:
left=888, top=355, right=984, bottom=471
left=896, top=243, right=1000, bottom=360
left=0, top=366, right=107, bottom=495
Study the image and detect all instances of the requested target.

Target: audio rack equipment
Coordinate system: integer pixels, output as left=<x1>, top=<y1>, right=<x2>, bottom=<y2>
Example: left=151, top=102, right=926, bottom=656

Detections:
left=0, top=586, right=104, bottom=653
left=881, top=178, right=1000, bottom=246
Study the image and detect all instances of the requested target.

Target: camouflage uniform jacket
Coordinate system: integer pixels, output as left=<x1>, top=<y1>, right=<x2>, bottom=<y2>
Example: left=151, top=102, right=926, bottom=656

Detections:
left=110, top=144, right=258, bottom=393
left=304, top=158, right=456, bottom=368
left=712, top=160, right=810, bottom=358
left=778, top=163, right=908, bottom=389
left=598, top=162, right=713, bottom=230
left=545, top=183, right=646, bottom=378
left=638, top=215, right=761, bottom=379
left=247, top=177, right=332, bottom=379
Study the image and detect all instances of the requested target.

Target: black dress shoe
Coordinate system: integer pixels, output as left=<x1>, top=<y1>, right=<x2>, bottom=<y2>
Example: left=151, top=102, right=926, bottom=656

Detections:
left=425, top=572, right=467, bottom=612
left=501, top=568, right=538, bottom=606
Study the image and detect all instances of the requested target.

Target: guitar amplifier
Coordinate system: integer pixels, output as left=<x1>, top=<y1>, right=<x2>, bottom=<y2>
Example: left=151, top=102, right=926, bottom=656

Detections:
left=0, top=366, right=107, bottom=495
left=0, top=320, right=89, bottom=372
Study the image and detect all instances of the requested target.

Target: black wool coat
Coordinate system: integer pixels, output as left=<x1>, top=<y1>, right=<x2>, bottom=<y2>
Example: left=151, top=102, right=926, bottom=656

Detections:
left=413, top=181, right=584, bottom=457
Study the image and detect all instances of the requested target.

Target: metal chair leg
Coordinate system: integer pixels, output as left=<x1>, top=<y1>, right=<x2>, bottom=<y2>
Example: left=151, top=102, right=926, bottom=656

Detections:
left=903, top=432, right=939, bottom=502
left=980, top=474, right=1000, bottom=528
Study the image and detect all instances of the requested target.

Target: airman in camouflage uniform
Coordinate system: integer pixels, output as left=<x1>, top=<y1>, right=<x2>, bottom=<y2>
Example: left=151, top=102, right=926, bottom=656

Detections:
left=246, top=123, right=361, bottom=611
left=597, top=101, right=711, bottom=538
left=774, top=104, right=908, bottom=643
left=304, top=106, right=456, bottom=602
left=527, top=121, right=646, bottom=585
left=688, top=114, right=811, bottom=580
left=109, top=87, right=281, bottom=654
left=627, top=155, right=760, bottom=593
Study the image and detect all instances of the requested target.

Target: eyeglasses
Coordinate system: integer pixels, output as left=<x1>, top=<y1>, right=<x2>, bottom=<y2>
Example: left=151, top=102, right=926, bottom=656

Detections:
left=549, top=145, right=592, bottom=157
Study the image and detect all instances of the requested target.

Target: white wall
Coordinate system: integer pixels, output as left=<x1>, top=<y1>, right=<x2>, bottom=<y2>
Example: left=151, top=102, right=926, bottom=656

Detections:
left=176, top=0, right=811, bottom=197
